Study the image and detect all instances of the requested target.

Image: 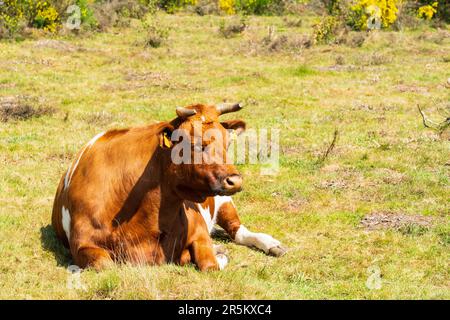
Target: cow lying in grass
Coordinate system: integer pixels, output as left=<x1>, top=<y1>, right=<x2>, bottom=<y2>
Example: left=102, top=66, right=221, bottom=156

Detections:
left=52, top=103, right=285, bottom=271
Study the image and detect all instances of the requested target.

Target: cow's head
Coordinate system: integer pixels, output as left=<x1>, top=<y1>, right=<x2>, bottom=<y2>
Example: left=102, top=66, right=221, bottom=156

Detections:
left=161, top=103, right=246, bottom=202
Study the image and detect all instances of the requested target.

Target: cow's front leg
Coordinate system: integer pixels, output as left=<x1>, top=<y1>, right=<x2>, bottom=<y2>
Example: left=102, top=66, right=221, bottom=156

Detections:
left=190, top=238, right=228, bottom=271
left=216, top=197, right=287, bottom=257
left=73, top=245, right=113, bottom=271
left=235, top=226, right=286, bottom=257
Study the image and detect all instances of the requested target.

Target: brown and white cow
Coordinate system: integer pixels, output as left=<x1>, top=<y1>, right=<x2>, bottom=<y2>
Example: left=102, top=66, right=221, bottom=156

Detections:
left=52, top=103, right=285, bottom=271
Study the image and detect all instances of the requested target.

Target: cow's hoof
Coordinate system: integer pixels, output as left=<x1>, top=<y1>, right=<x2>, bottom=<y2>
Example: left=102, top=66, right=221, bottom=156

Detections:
left=268, top=245, right=287, bottom=257
left=216, top=253, right=228, bottom=270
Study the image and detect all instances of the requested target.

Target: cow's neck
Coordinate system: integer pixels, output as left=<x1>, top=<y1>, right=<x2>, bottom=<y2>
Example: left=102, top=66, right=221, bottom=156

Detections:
left=114, top=135, right=183, bottom=229
left=149, top=147, right=185, bottom=232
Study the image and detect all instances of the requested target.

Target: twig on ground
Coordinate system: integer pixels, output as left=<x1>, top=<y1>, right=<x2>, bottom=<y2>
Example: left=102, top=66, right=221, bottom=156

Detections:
left=318, top=128, right=339, bottom=165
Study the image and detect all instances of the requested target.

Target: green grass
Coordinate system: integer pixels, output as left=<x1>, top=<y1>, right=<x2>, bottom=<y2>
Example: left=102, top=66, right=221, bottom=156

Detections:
left=0, top=13, right=449, bottom=299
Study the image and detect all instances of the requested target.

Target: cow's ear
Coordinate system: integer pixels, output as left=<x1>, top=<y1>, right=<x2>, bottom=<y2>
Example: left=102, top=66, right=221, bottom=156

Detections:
left=158, top=124, right=174, bottom=149
left=221, top=120, right=246, bottom=136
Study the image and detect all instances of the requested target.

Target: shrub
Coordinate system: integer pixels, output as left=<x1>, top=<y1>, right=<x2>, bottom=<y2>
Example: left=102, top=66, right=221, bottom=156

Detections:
left=31, top=2, right=60, bottom=32
left=158, top=0, right=197, bottom=13
left=235, top=0, right=286, bottom=15
left=0, top=0, right=62, bottom=37
left=347, top=0, right=400, bottom=30
left=0, top=96, right=56, bottom=122
left=91, top=0, right=152, bottom=31
left=142, top=19, right=169, bottom=47
left=75, top=0, right=98, bottom=29
left=0, top=0, right=26, bottom=38
left=192, top=0, right=220, bottom=15
left=218, top=16, right=247, bottom=38
left=219, top=0, right=237, bottom=14
left=313, top=15, right=341, bottom=44
left=392, top=0, right=421, bottom=30
left=417, top=1, right=437, bottom=20
left=418, top=0, right=449, bottom=22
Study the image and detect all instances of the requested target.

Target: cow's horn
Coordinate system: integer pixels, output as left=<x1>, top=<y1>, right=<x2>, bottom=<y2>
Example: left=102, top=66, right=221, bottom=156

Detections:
left=176, top=106, right=197, bottom=118
left=216, top=103, right=243, bottom=115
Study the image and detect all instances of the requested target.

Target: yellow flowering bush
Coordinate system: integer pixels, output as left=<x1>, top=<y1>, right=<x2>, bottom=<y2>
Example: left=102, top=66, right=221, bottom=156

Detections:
left=0, top=0, right=61, bottom=37
left=348, top=0, right=399, bottom=30
left=32, top=1, right=59, bottom=32
left=219, top=0, right=236, bottom=14
left=0, top=0, right=25, bottom=37
left=417, top=2, right=438, bottom=20
left=313, top=15, right=340, bottom=44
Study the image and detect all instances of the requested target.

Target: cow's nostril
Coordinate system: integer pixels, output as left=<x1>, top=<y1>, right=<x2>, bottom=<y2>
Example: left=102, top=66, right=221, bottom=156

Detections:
left=222, top=174, right=242, bottom=191
left=226, top=177, right=235, bottom=186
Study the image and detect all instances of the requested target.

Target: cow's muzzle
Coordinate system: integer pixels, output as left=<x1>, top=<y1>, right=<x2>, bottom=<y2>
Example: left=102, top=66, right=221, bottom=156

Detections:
left=217, top=174, right=243, bottom=195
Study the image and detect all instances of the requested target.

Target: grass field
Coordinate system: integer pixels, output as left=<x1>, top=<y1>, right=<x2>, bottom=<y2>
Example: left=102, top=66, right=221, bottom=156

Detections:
left=0, top=12, right=449, bottom=299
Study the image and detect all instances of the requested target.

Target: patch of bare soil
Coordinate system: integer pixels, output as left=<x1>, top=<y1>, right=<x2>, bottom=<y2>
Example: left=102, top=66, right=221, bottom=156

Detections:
left=123, top=71, right=168, bottom=82
left=315, top=64, right=359, bottom=72
left=83, top=111, right=115, bottom=126
left=34, top=40, right=82, bottom=52
left=283, top=197, right=308, bottom=213
left=374, top=168, right=407, bottom=185
left=45, top=151, right=76, bottom=164
left=316, top=166, right=370, bottom=191
left=281, top=144, right=305, bottom=156
left=361, top=211, right=434, bottom=231
left=396, top=84, right=429, bottom=94
left=0, top=96, right=55, bottom=122
left=316, top=179, right=348, bottom=190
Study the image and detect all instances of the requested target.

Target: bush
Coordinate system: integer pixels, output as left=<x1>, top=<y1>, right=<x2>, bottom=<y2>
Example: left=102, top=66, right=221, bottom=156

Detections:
left=218, top=16, right=247, bottom=38
left=347, top=0, right=400, bottom=30
left=158, top=0, right=197, bottom=13
left=392, top=1, right=421, bottom=30
left=418, top=0, right=449, bottom=22
left=31, top=2, right=60, bottom=32
left=0, top=0, right=62, bottom=37
left=0, top=0, right=157, bottom=38
left=323, top=0, right=448, bottom=31
left=0, top=0, right=26, bottom=38
left=235, top=0, right=289, bottom=15
left=313, top=15, right=341, bottom=44
left=219, top=0, right=237, bottom=14
left=417, top=1, right=437, bottom=20
left=75, top=0, right=98, bottom=29
left=192, top=0, right=221, bottom=15
left=90, top=0, right=153, bottom=31
left=141, top=19, right=169, bottom=47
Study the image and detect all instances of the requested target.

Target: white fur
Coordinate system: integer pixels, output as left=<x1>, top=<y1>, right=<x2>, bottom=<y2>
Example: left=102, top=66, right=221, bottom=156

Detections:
left=64, top=132, right=105, bottom=190
left=234, top=225, right=281, bottom=254
left=62, top=206, right=71, bottom=240
left=197, top=203, right=214, bottom=233
left=216, top=254, right=228, bottom=270
left=199, top=196, right=282, bottom=255
left=198, top=196, right=234, bottom=233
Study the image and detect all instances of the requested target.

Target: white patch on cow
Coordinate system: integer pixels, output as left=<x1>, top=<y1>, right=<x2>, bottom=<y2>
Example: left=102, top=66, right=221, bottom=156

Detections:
left=64, top=132, right=105, bottom=191
left=234, top=225, right=281, bottom=254
left=198, top=196, right=234, bottom=234
left=197, top=203, right=214, bottom=233
left=216, top=253, right=228, bottom=270
left=201, top=116, right=206, bottom=122
left=62, top=206, right=71, bottom=240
